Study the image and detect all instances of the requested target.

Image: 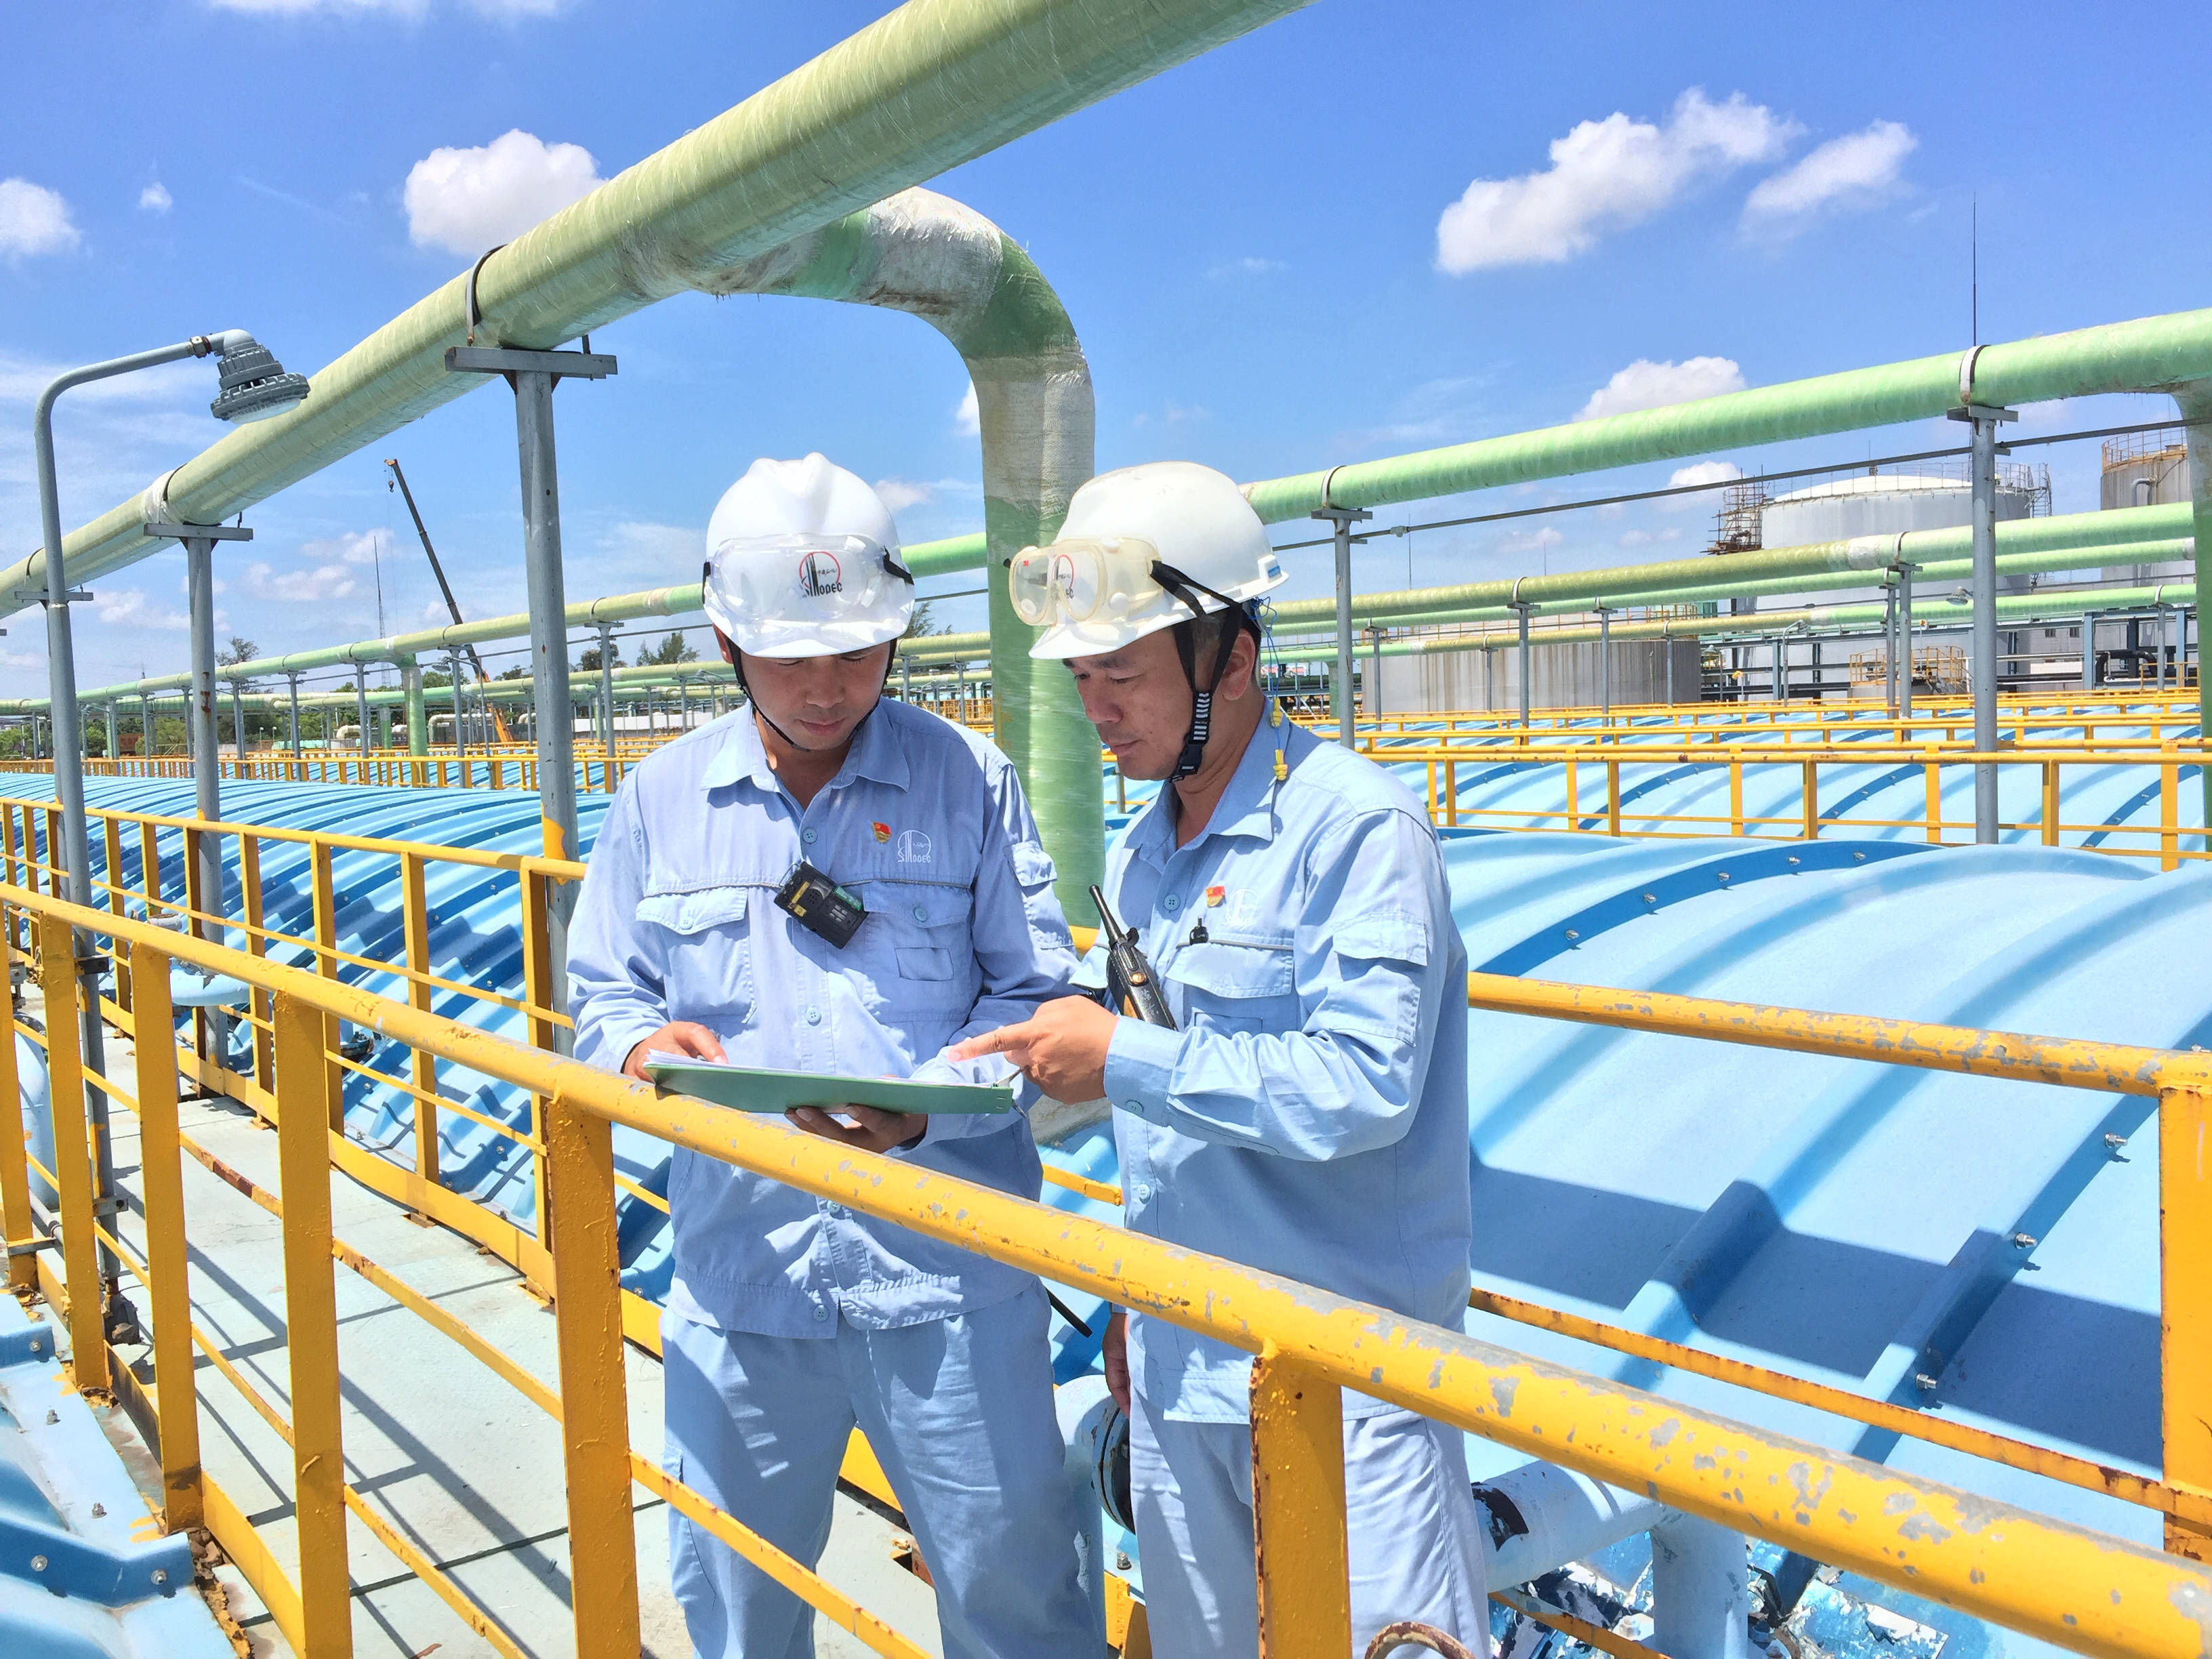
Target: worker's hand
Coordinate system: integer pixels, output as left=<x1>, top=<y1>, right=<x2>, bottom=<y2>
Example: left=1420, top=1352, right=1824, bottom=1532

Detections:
left=949, top=996, right=1118, bottom=1103
left=785, top=1104, right=925, bottom=1153
left=625, top=1022, right=724, bottom=1081
left=1103, top=1309, right=1130, bottom=1414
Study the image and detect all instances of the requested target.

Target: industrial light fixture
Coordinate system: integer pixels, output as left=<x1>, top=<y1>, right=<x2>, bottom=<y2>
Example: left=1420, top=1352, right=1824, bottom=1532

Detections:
left=199, top=330, right=311, bottom=424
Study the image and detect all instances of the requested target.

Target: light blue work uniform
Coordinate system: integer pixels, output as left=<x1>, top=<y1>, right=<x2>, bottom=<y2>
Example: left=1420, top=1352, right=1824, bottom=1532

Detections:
left=1100, top=710, right=1487, bottom=1656
left=568, top=699, right=1098, bottom=1659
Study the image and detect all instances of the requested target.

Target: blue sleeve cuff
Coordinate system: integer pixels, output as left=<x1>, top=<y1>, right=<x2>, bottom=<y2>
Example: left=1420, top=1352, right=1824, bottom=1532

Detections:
left=1103, top=1017, right=1182, bottom=1122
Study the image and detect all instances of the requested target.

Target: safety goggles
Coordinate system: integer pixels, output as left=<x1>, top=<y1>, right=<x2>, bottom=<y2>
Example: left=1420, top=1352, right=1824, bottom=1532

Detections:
left=1008, top=537, right=1174, bottom=628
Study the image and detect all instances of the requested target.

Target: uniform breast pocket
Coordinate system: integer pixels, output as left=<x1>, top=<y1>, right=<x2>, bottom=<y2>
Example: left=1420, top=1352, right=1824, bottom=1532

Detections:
left=636, top=884, right=757, bottom=1009
left=1164, top=935, right=1298, bottom=1033
left=859, top=883, right=976, bottom=1009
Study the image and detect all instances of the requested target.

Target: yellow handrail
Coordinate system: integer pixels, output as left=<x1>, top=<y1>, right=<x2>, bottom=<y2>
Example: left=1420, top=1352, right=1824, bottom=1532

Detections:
left=2, top=883, right=2208, bottom=1659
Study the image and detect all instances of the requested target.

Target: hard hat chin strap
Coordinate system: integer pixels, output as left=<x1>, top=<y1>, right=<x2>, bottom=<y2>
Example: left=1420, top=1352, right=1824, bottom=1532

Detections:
left=1152, top=562, right=1257, bottom=780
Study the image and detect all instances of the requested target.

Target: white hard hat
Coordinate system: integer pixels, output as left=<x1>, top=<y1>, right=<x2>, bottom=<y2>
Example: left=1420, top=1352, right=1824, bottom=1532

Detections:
left=703, top=453, right=913, bottom=658
left=1017, top=462, right=1284, bottom=661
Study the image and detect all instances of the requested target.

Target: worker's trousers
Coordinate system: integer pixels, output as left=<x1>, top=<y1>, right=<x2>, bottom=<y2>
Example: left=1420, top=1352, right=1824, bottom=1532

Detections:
left=1130, top=1383, right=1490, bottom=1657
left=661, top=1285, right=1099, bottom=1659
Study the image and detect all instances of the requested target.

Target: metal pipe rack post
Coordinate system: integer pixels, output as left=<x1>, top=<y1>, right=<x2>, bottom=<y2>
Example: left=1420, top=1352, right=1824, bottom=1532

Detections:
left=1596, top=607, right=1613, bottom=724
left=1515, top=602, right=1533, bottom=729
left=447, top=341, right=616, bottom=1038
left=1312, top=504, right=1372, bottom=749
left=1949, top=393, right=2019, bottom=842
left=286, top=672, right=302, bottom=758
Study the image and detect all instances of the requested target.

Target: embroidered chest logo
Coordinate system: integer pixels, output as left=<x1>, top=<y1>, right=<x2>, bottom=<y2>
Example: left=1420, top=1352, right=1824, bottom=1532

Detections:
left=1225, top=887, right=1259, bottom=928
left=896, top=830, right=933, bottom=864
left=872, top=821, right=891, bottom=844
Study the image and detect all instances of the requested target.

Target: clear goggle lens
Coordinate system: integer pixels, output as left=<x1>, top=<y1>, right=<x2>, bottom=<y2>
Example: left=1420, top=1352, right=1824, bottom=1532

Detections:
left=1007, top=537, right=1160, bottom=626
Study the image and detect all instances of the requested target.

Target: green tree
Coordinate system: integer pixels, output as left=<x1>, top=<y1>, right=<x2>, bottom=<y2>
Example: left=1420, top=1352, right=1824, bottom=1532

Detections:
left=640, top=630, right=699, bottom=666
left=577, top=642, right=622, bottom=672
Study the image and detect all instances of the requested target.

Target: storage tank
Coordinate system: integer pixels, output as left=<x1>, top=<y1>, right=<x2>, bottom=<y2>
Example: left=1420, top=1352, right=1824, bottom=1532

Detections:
left=1761, top=468, right=2038, bottom=548
left=2099, top=430, right=2194, bottom=583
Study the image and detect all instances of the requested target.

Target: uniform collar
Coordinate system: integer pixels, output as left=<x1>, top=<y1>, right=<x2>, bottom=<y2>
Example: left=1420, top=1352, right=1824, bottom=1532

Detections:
left=1129, top=700, right=1297, bottom=863
left=699, top=697, right=907, bottom=796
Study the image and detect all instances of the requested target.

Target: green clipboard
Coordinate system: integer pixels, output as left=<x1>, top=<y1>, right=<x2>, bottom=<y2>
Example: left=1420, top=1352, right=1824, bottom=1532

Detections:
left=642, top=1058, right=1013, bottom=1115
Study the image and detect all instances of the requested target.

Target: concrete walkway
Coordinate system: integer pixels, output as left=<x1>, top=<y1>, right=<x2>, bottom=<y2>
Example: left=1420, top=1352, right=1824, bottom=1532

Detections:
left=80, top=1025, right=944, bottom=1658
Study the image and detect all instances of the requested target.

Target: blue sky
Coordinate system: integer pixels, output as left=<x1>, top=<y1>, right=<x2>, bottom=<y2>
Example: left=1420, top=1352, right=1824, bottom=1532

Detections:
left=2, top=1, right=2201, bottom=699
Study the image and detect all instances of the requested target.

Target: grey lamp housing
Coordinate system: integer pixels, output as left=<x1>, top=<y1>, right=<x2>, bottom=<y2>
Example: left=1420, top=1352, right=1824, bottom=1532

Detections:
left=202, top=331, right=310, bottom=424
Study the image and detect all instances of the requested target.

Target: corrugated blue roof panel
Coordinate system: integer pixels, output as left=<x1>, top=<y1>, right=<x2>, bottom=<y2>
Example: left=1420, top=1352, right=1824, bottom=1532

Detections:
left=0, top=1296, right=228, bottom=1658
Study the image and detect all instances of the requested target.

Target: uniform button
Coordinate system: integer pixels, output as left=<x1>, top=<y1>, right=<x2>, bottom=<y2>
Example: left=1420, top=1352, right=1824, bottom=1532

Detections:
left=1134, top=1183, right=1153, bottom=1203
left=824, top=1201, right=845, bottom=1217
left=1124, top=1100, right=1143, bottom=1111
left=912, top=905, right=928, bottom=922
left=1163, top=894, right=1181, bottom=912
left=805, top=1006, right=822, bottom=1025
left=813, top=1305, right=829, bottom=1322
left=802, top=827, right=818, bottom=844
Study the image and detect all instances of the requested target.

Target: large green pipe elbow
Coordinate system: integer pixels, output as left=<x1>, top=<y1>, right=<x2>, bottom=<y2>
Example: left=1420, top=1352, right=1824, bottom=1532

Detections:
left=699, top=187, right=1099, bottom=911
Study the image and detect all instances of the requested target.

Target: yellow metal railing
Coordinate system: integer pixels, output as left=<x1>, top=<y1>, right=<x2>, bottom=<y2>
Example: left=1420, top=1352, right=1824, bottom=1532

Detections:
left=2, top=878, right=2209, bottom=1656
left=1389, top=742, right=2209, bottom=866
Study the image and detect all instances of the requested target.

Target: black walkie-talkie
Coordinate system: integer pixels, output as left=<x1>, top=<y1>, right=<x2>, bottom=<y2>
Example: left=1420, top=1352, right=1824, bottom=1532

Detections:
left=1092, top=886, right=1176, bottom=1029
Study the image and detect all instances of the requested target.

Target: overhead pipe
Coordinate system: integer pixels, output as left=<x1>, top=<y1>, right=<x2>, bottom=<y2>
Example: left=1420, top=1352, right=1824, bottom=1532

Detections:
left=0, top=0, right=1305, bottom=619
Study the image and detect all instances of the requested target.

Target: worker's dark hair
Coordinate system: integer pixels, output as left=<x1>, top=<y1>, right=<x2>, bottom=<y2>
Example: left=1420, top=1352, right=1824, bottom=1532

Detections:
left=1172, top=605, right=1258, bottom=690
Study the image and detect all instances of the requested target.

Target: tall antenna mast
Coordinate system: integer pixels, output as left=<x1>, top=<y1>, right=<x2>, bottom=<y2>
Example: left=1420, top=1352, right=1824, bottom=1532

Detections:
left=1971, top=194, right=1979, bottom=346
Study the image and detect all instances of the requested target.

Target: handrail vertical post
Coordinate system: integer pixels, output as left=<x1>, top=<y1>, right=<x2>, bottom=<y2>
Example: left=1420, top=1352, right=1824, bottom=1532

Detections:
left=401, top=851, right=440, bottom=1208
left=1607, top=758, right=1622, bottom=837
left=240, top=834, right=273, bottom=1092
left=1925, top=752, right=1943, bottom=844
left=37, top=912, right=108, bottom=1394
left=310, top=842, right=344, bottom=1130
left=520, top=867, right=559, bottom=1255
left=131, top=941, right=202, bottom=1531
left=2163, top=1084, right=2212, bottom=1560
left=2161, top=753, right=2180, bottom=871
left=0, top=914, right=35, bottom=1296
left=272, top=989, right=354, bottom=1657
left=1802, top=758, right=1818, bottom=840
left=1729, top=758, right=1744, bottom=837
left=1445, top=759, right=1458, bottom=827
left=1249, top=1345, right=1349, bottom=1658
left=2043, top=761, right=2062, bottom=848
left=102, top=815, right=128, bottom=1014
left=543, top=1088, right=641, bottom=1656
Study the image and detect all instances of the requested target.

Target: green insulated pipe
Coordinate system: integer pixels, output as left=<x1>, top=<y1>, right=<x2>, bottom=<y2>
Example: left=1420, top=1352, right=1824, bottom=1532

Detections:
left=1262, top=503, right=2192, bottom=628
left=1241, top=312, right=2212, bottom=523
left=0, top=0, right=1307, bottom=615
left=684, top=186, right=1099, bottom=909
left=1340, top=577, right=2200, bottom=664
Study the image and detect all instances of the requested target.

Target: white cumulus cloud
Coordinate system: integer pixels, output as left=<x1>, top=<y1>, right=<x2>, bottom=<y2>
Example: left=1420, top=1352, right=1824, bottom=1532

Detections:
left=90, top=588, right=190, bottom=632
left=1668, top=460, right=1744, bottom=489
left=403, top=129, right=602, bottom=257
left=874, top=478, right=935, bottom=513
left=300, top=529, right=397, bottom=567
left=0, top=180, right=81, bottom=260
left=1436, top=90, right=1797, bottom=274
left=138, top=182, right=173, bottom=216
left=1577, top=356, right=1746, bottom=422
left=1742, top=119, right=1916, bottom=230
left=245, top=561, right=358, bottom=602
left=954, top=384, right=980, bottom=436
